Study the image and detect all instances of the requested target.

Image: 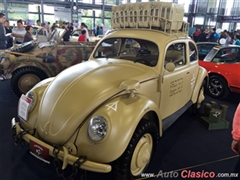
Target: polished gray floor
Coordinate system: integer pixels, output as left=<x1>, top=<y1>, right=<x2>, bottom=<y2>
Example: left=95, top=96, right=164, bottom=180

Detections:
left=1, top=79, right=240, bottom=180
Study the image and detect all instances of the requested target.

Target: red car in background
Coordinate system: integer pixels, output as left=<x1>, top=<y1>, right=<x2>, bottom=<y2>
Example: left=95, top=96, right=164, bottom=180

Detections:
left=199, top=45, right=240, bottom=99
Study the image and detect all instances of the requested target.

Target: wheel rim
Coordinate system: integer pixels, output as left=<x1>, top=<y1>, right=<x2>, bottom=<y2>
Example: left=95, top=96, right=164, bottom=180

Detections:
left=130, top=133, right=153, bottom=176
left=18, top=74, right=40, bottom=94
left=209, top=78, right=223, bottom=97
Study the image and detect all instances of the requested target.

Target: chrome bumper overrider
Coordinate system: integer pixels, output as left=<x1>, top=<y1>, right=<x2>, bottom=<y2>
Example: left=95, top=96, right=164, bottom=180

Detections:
left=11, top=118, right=111, bottom=173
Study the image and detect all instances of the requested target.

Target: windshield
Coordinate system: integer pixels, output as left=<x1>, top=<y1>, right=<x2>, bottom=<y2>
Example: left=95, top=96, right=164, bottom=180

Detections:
left=204, top=49, right=218, bottom=62
left=93, top=38, right=159, bottom=67
left=48, top=28, right=65, bottom=42
left=72, top=30, right=81, bottom=37
left=197, top=44, right=217, bottom=60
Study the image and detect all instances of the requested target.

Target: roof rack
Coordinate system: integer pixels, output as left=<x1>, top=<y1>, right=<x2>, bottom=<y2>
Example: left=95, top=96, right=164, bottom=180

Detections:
left=112, top=1, right=189, bottom=34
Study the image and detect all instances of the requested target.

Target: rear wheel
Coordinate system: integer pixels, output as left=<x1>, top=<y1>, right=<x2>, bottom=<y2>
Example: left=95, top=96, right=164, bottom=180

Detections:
left=207, top=75, right=229, bottom=99
left=11, top=67, right=48, bottom=97
left=189, top=80, right=205, bottom=115
left=113, top=119, right=158, bottom=180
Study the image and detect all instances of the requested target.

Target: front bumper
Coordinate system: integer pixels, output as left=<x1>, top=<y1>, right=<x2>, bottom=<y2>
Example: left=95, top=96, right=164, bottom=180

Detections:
left=11, top=117, right=112, bottom=173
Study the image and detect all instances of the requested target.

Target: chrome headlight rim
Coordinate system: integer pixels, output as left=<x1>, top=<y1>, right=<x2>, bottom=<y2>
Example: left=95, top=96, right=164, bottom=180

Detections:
left=88, top=115, right=108, bottom=142
left=25, top=90, right=37, bottom=112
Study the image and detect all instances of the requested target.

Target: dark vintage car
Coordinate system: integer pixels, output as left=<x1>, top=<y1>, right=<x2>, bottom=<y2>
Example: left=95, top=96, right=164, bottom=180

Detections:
left=197, top=42, right=218, bottom=60
left=199, top=45, right=240, bottom=99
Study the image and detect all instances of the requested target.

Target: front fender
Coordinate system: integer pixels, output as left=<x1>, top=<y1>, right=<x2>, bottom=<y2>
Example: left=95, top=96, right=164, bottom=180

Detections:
left=77, top=94, right=161, bottom=163
left=191, top=66, right=208, bottom=103
left=19, top=78, right=54, bottom=132
left=10, top=60, right=52, bottom=77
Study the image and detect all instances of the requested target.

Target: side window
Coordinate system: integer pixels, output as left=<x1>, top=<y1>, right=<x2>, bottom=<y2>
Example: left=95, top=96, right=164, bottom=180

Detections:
left=189, top=42, right=198, bottom=62
left=165, top=43, right=186, bottom=67
left=213, top=47, right=240, bottom=63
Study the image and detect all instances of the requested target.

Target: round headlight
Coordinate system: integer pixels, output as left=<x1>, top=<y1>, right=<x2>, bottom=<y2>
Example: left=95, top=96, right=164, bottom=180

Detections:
left=26, top=91, right=37, bottom=112
left=88, top=116, right=108, bottom=142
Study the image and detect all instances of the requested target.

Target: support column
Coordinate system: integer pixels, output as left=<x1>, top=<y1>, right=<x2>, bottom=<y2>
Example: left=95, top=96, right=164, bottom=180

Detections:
left=93, top=0, right=96, bottom=27
left=93, top=10, right=96, bottom=29
left=187, top=0, right=196, bottom=27
left=41, top=0, right=44, bottom=23
left=101, top=0, right=105, bottom=25
left=233, top=22, right=237, bottom=31
left=72, top=0, right=78, bottom=24
left=216, top=0, right=222, bottom=29
left=38, top=6, right=41, bottom=23
left=4, top=0, right=7, bottom=19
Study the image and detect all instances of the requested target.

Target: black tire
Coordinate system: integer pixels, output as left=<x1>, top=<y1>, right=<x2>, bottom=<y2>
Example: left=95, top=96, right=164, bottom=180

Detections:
left=189, top=80, right=205, bottom=115
left=113, top=119, right=158, bottom=180
left=11, top=67, right=48, bottom=97
left=207, top=75, right=229, bottom=99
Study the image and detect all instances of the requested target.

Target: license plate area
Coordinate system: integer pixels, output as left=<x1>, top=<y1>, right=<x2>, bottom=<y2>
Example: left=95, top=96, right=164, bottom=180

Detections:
left=30, top=140, right=50, bottom=164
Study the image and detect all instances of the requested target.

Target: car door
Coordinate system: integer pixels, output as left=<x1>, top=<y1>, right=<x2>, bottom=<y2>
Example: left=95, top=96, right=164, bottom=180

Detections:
left=160, top=41, right=197, bottom=120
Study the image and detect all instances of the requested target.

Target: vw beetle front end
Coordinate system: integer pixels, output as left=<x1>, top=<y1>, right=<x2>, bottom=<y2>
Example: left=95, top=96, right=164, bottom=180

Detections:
left=12, top=59, right=161, bottom=175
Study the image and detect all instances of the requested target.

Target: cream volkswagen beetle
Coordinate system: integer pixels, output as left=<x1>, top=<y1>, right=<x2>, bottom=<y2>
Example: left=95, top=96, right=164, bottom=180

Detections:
left=11, top=2, right=208, bottom=180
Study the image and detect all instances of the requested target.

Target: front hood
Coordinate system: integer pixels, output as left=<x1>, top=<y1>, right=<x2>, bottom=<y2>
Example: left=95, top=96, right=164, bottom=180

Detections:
left=37, top=59, right=157, bottom=144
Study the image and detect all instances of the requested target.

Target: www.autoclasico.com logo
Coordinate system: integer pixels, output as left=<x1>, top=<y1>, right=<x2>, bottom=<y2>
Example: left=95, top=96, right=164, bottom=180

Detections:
left=141, top=170, right=239, bottom=179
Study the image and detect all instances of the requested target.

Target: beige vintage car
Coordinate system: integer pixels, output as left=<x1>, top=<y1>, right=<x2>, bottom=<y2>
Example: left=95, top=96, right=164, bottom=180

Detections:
left=12, top=2, right=208, bottom=180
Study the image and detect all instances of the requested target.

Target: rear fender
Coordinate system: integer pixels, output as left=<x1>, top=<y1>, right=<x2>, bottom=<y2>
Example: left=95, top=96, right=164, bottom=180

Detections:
left=191, top=66, right=208, bottom=103
left=77, top=94, right=162, bottom=163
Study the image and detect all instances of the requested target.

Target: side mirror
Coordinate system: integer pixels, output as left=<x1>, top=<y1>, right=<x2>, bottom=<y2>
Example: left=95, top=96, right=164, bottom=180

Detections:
left=165, top=62, right=175, bottom=72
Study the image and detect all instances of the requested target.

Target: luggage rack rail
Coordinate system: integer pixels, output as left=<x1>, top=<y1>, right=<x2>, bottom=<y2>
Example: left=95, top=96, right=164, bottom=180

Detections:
left=111, top=2, right=189, bottom=35
left=112, top=16, right=189, bottom=34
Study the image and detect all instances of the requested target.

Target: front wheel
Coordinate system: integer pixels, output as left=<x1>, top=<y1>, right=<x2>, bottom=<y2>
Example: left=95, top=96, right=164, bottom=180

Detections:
left=207, top=75, right=229, bottom=99
left=11, top=67, right=48, bottom=97
left=113, top=119, right=158, bottom=180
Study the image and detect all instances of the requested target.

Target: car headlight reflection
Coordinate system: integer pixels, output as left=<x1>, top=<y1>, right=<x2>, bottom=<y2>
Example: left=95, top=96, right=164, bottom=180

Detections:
left=88, top=116, right=108, bottom=142
left=26, top=91, right=37, bottom=112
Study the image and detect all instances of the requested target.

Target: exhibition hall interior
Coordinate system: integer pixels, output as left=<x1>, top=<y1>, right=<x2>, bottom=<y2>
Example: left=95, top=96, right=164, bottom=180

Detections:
left=0, top=0, right=240, bottom=180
